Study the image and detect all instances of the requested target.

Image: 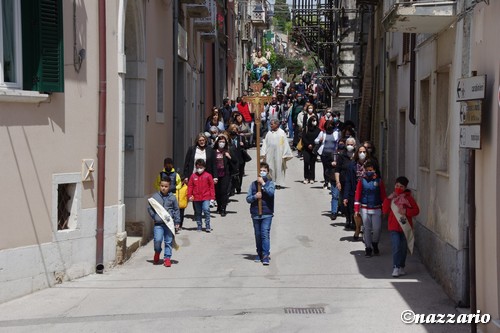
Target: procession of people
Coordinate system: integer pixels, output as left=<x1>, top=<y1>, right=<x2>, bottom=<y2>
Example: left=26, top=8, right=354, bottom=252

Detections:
left=147, top=63, right=419, bottom=277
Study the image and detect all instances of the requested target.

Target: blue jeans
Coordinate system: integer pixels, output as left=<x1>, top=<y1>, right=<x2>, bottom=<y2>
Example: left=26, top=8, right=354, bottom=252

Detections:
left=288, top=116, right=294, bottom=138
left=330, top=185, right=339, bottom=214
left=252, top=215, right=273, bottom=257
left=194, top=200, right=211, bottom=229
left=153, top=223, right=173, bottom=259
left=391, top=231, right=407, bottom=268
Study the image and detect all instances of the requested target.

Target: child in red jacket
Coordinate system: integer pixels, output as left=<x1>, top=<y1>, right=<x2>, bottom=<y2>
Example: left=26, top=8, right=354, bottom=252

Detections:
left=382, top=176, right=420, bottom=277
left=188, top=159, right=215, bottom=232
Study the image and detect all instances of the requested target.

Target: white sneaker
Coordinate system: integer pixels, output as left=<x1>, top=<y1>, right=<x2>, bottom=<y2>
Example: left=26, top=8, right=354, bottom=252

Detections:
left=392, top=267, right=400, bottom=277
left=303, top=180, right=308, bottom=184
left=398, top=267, right=406, bottom=276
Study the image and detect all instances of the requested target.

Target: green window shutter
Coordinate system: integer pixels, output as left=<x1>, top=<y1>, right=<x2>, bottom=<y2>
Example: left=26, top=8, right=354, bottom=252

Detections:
left=21, top=0, right=64, bottom=92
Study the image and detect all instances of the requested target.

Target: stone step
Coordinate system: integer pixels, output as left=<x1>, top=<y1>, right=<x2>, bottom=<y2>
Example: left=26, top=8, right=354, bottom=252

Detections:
left=126, top=236, right=143, bottom=260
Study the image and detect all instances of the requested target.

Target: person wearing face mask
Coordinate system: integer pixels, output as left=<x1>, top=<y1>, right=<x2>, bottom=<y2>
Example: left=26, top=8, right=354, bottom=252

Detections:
left=291, top=94, right=305, bottom=149
left=314, top=119, right=340, bottom=191
left=318, top=109, right=333, bottom=131
left=246, top=162, right=276, bottom=265
left=188, top=159, right=215, bottom=232
left=383, top=176, right=420, bottom=277
left=227, top=124, right=248, bottom=195
left=261, top=119, right=294, bottom=189
left=301, top=116, right=321, bottom=184
left=343, top=145, right=369, bottom=239
left=204, top=126, right=220, bottom=148
left=213, top=134, right=238, bottom=216
left=353, top=161, right=386, bottom=257
left=334, top=137, right=356, bottom=225
left=183, top=133, right=217, bottom=185
left=363, top=140, right=381, bottom=177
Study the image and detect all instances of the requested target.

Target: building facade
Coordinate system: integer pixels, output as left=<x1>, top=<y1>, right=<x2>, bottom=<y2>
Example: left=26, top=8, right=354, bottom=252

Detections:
left=375, top=0, right=499, bottom=331
left=0, top=0, right=226, bottom=303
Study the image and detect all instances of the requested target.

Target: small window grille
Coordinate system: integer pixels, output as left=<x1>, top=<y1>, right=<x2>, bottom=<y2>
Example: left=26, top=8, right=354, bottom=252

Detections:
left=57, top=183, right=72, bottom=230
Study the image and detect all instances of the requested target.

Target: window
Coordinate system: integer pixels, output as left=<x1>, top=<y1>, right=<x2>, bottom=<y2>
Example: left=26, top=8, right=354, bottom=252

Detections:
left=156, top=58, right=164, bottom=123
left=0, top=0, right=22, bottom=88
left=52, top=173, right=81, bottom=233
left=0, top=0, right=64, bottom=93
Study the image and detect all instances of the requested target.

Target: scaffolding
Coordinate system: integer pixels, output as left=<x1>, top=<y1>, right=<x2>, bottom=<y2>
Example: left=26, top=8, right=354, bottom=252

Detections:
left=291, top=0, right=371, bottom=104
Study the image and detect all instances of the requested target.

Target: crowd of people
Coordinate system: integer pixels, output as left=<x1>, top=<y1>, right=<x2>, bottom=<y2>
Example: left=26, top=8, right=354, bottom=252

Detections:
left=147, top=71, right=420, bottom=277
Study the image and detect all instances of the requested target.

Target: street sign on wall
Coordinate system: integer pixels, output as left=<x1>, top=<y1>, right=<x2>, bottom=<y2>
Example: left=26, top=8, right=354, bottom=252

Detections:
left=460, top=125, right=481, bottom=149
left=456, top=75, right=486, bottom=101
left=460, top=100, right=482, bottom=125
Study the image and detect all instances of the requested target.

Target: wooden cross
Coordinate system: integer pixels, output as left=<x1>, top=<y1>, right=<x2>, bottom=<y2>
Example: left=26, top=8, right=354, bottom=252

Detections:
left=243, top=82, right=273, bottom=214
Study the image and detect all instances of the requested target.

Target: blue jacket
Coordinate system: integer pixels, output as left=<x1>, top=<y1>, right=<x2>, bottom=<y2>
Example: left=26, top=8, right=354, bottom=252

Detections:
left=246, top=178, right=275, bottom=216
left=148, top=192, right=181, bottom=225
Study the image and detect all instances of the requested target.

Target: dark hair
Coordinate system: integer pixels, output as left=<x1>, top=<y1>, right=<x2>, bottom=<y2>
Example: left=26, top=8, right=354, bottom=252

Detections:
left=396, top=176, right=409, bottom=187
left=160, top=173, right=171, bottom=183
left=195, top=159, right=206, bottom=167
left=163, top=157, right=173, bottom=166
left=364, top=161, right=375, bottom=169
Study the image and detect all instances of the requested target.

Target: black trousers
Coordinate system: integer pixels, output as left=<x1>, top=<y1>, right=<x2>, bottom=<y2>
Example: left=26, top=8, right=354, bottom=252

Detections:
left=302, top=149, right=317, bottom=180
left=215, top=175, right=231, bottom=210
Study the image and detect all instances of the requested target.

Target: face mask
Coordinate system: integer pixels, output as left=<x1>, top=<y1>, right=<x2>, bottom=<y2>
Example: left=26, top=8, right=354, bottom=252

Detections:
left=325, top=113, right=332, bottom=119
left=338, top=144, right=345, bottom=150
left=333, top=117, right=339, bottom=123
left=260, top=171, right=267, bottom=178
left=365, top=171, right=375, bottom=178
left=359, top=152, right=366, bottom=160
left=346, top=145, right=354, bottom=152
left=308, top=109, right=313, bottom=113
left=196, top=168, right=204, bottom=174
left=218, top=142, right=226, bottom=149
left=395, top=187, right=405, bottom=195
left=312, top=121, right=317, bottom=126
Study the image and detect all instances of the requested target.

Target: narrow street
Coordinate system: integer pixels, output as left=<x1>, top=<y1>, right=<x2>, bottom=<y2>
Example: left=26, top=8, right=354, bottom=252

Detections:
left=0, top=147, right=468, bottom=333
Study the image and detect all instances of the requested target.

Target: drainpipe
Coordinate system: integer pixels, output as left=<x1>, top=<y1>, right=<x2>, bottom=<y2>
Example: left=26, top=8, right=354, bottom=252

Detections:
left=173, top=0, right=179, bottom=165
left=96, top=0, right=107, bottom=274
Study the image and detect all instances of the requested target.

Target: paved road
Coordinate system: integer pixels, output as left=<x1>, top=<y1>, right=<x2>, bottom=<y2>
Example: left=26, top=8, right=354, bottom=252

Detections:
left=0, top=148, right=469, bottom=333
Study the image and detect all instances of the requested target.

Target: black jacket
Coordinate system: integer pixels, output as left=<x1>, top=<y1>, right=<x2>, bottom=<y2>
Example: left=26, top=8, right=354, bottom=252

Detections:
left=183, top=145, right=217, bottom=180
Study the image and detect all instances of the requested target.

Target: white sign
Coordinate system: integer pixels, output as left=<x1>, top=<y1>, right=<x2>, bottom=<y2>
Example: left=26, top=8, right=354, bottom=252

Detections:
left=460, top=125, right=481, bottom=149
left=460, top=100, right=482, bottom=125
left=456, top=75, right=486, bottom=101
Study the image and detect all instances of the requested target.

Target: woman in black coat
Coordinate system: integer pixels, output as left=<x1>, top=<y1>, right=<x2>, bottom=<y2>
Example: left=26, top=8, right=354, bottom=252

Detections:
left=212, top=134, right=239, bottom=216
left=183, top=133, right=217, bottom=183
left=301, top=116, right=321, bottom=184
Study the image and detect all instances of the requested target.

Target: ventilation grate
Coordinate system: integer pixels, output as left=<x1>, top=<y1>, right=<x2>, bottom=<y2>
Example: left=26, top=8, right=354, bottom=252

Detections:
left=284, top=307, right=325, bottom=314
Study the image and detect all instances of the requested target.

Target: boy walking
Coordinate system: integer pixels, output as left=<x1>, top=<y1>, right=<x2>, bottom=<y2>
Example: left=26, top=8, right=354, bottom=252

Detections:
left=148, top=177, right=180, bottom=267
left=383, top=176, right=420, bottom=277
left=188, top=159, right=215, bottom=232
left=154, top=157, right=182, bottom=193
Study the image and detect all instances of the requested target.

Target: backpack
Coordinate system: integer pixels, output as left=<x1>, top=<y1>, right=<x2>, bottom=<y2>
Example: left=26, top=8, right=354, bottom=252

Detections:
left=175, top=184, right=188, bottom=209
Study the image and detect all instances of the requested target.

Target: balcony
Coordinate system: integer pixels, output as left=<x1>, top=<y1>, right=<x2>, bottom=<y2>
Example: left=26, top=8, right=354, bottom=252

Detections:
left=186, top=3, right=210, bottom=18
left=250, top=1, right=267, bottom=28
left=194, top=0, right=216, bottom=32
left=382, top=1, right=457, bottom=34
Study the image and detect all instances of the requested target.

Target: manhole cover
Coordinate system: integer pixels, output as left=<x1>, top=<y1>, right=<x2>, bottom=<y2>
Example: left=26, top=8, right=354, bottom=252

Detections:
left=284, top=307, right=326, bottom=314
